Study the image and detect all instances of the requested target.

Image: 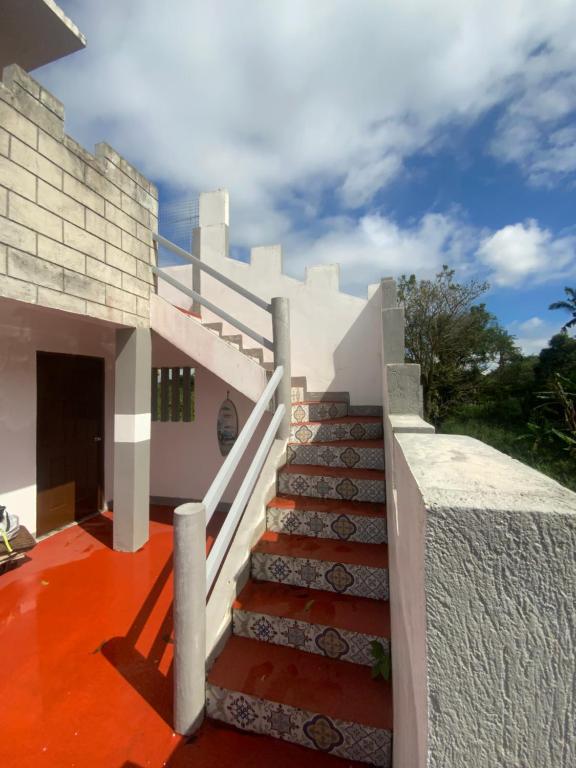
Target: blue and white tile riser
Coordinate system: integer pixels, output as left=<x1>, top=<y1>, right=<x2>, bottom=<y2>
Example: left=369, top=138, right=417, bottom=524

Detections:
left=251, top=552, right=389, bottom=600
left=291, top=402, right=349, bottom=422
left=206, top=685, right=392, bottom=767
left=267, top=506, right=387, bottom=544
left=278, top=470, right=386, bottom=504
left=287, top=442, right=385, bottom=470
left=290, top=420, right=383, bottom=443
left=233, top=608, right=390, bottom=666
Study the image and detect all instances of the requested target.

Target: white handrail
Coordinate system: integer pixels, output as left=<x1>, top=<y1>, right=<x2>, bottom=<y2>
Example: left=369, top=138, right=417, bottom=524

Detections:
left=206, top=403, right=285, bottom=592
left=203, top=365, right=284, bottom=523
left=154, top=233, right=271, bottom=312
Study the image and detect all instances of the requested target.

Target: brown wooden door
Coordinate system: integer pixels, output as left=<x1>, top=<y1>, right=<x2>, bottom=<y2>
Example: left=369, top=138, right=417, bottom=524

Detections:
left=36, top=352, right=104, bottom=536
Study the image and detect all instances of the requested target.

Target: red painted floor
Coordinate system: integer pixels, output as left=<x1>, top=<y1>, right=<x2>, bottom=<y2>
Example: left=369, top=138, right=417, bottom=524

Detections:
left=0, top=507, right=366, bottom=768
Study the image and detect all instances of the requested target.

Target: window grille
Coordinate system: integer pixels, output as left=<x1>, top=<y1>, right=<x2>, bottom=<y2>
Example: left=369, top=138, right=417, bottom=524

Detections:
left=151, top=367, right=195, bottom=422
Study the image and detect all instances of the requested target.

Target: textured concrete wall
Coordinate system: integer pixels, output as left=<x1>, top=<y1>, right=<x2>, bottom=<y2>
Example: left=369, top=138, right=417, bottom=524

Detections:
left=395, top=432, right=576, bottom=768
left=0, top=65, right=157, bottom=327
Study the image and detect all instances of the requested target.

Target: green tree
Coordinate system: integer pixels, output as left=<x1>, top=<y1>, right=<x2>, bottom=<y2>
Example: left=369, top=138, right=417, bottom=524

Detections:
left=549, top=287, right=576, bottom=332
left=398, top=266, right=517, bottom=424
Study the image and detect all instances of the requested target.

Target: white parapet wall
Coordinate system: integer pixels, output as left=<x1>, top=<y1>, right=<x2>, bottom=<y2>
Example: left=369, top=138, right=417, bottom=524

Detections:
left=159, top=190, right=384, bottom=405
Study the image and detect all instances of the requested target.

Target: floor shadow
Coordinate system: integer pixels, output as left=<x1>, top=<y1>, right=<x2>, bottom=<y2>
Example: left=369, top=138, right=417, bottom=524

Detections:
left=77, top=511, right=114, bottom=547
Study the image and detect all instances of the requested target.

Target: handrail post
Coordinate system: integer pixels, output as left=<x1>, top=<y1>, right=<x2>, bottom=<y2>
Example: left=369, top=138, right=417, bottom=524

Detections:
left=173, top=502, right=206, bottom=735
left=271, top=297, right=291, bottom=439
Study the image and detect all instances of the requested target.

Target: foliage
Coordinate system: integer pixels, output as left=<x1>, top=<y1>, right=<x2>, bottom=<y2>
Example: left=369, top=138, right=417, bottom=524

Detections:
left=398, top=265, right=518, bottom=425
left=370, top=641, right=391, bottom=681
left=549, top=286, right=576, bottom=332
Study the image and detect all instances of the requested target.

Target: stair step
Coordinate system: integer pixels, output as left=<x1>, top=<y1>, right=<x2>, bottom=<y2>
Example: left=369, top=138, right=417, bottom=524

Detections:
left=267, top=495, right=387, bottom=543
left=278, top=465, right=386, bottom=504
left=222, top=334, right=243, bottom=349
left=287, top=440, right=384, bottom=471
left=233, top=580, right=390, bottom=666
left=290, top=416, right=383, bottom=444
left=252, top=532, right=389, bottom=600
left=203, top=322, right=223, bottom=335
left=291, top=401, right=348, bottom=422
left=244, top=347, right=264, bottom=364
left=206, top=636, right=392, bottom=767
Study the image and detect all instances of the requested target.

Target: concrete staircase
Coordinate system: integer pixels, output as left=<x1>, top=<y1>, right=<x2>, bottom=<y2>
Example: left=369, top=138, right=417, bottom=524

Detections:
left=206, top=397, right=392, bottom=767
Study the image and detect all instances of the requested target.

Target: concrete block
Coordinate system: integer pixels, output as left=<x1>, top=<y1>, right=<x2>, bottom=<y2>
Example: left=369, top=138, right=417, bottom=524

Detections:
left=123, top=311, right=148, bottom=328
left=106, top=284, right=136, bottom=313
left=10, top=136, right=63, bottom=189
left=380, top=277, right=398, bottom=309
left=8, top=248, right=63, bottom=290
left=0, top=244, right=6, bottom=273
left=37, top=180, right=84, bottom=227
left=136, top=260, right=153, bottom=284
left=38, top=130, right=84, bottom=182
left=96, top=143, right=153, bottom=197
left=86, top=256, right=122, bottom=288
left=382, top=306, right=405, bottom=364
left=136, top=296, right=150, bottom=318
left=64, top=136, right=99, bottom=170
left=199, top=189, right=229, bottom=226
left=120, top=191, right=149, bottom=227
left=0, top=155, right=36, bottom=201
left=0, top=213, right=36, bottom=253
left=63, top=221, right=105, bottom=260
left=389, top=414, right=435, bottom=433
left=85, top=166, right=122, bottom=208
left=385, top=363, right=423, bottom=416
left=0, top=187, right=6, bottom=216
left=85, top=210, right=121, bottom=248
left=3, top=65, right=41, bottom=100
left=38, top=286, right=85, bottom=314
left=106, top=243, right=137, bottom=275
left=63, top=173, right=105, bottom=216
left=122, top=272, right=150, bottom=299
left=9, top=193, right=62, bottom=241
left=86, top=300, right=124, bottom=324
left=0, top=127, right=9, bottom=157
left=64, top=270, right=106, bottom=303
left=135, top=221, right=153, bottom=246
left=96, top=155, right=136, bottom=197
left=39, top=88, right=65, bottom=120
left=0, top=273, right=37, bottom=303
left=134, top=184, right=157, bottom=215
left=105, top=200, right=136, bottom=236
left=0, top=100, right=37, bottom=148
left=122, top=230, right=150, bottom=261
left=38, top=235, right=85, bottom=273
left=8, top=84, right=64, bottom=140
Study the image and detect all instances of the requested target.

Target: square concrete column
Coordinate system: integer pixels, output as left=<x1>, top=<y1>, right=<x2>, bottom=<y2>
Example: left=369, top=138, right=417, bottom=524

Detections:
left=113, top=327, right=152, bottom=552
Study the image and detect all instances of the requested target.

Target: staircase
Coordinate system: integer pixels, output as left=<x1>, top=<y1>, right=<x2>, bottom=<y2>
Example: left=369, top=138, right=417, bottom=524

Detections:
left=206, top=396, right=392, bottom=767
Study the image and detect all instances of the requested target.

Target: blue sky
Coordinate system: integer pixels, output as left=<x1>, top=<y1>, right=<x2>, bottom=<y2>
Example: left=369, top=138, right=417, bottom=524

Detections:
left=37, top=0, right=576, bottom=355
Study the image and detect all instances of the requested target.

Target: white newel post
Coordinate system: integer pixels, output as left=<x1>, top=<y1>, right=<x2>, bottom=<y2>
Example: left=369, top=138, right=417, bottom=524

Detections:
left=271, top=296, right=291, bottom=439
left=173, top=502, right=206, bottom=735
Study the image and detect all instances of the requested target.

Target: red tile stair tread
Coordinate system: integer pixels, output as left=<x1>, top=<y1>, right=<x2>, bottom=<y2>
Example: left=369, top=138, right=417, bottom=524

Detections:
left=254, top=532, right=388, bottom=568
left=234, top=580, right=390, bottom=637
left=292, top=416, right=382, bottom=425
left=267, top=494, right=386, bottom=518
left=292, top=400, right=349, bottom=405
left=288, top=439, right=384, bottom=448
left=207, top=636, right=393, bottom=731
left=279, top=464, right=385, bottom=480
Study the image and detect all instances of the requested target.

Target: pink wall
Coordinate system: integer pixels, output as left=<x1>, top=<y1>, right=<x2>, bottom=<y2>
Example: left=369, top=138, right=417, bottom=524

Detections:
left=0, top=297, right=116, bottom=535
left=150, top=333, right=270, bottom=504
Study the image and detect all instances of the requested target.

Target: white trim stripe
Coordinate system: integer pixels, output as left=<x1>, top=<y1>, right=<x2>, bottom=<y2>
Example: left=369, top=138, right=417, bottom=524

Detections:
left=114, top=413, right=151, bottom=443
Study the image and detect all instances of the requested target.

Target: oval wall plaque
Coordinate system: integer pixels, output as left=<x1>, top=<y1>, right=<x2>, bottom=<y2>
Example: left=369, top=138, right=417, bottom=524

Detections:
left=217, top=396, right=239, bottom=456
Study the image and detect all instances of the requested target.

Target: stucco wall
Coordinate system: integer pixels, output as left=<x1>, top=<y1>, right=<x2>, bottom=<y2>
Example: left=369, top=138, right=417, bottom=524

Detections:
left=0, top=65, right=157, bottom=327
left=393, top=432, right=576, bottom=768
left=159, top=191, right=383, bottom=405
left=150, top=333, right=270, bottom=505
left=0, top=297, right=116, bottom=534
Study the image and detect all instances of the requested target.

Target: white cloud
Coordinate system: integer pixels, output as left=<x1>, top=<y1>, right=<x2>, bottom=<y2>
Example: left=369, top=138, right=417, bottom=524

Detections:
left=476, top=220, right=576, bottom=287
left=508, top=316, right=565, bottom=355
left=38, top=0, right=576, bottom=278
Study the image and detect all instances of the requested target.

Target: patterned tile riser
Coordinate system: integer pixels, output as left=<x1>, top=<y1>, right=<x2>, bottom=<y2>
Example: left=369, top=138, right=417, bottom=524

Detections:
left=267, top=507, right=387, bottom=544
left=251, top=553, right=389, bottom=600
left=278, top=472, right=386, bottom=504
left=286, top=443, right=385, bottom=470
left=233, top=609, right=390, bottom=666
left=206, top=684, right=392, bottom=767
left=291, top=402, right=349, bottom=423
left=291, top=386, right=306, bottom=403
left=290, top=421, right=383, bottom=443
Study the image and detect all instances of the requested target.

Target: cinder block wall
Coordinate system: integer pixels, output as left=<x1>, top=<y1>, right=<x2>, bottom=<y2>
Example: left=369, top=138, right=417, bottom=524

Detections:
left=0, top=65, right=157, bottom=326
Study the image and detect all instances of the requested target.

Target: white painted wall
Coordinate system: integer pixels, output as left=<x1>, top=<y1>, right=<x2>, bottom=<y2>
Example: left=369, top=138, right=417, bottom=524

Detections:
left=159, top=191, right=383, bottom=405
left=0, top=297, right=116, bottom=535
left=150, top=333, right=270, bottom=504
